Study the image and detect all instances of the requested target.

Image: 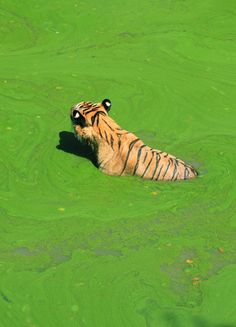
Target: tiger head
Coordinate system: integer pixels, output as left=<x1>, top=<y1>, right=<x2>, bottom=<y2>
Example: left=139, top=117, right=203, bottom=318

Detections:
left=70, top=99, right=115, bottom=148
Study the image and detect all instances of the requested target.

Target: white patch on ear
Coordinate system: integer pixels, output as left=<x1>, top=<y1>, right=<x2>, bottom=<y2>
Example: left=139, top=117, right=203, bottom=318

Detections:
left=105, top=101, right=111, bottom=107
left=74, top=112, right=80, bottom=118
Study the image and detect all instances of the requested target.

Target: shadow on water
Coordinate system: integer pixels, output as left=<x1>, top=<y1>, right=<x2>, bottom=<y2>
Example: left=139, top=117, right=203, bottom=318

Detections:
left=56, top=131, right=97, bottom=167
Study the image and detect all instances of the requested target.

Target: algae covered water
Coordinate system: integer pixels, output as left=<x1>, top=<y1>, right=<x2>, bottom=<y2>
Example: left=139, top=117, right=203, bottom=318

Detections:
left=1, top=0, right=236, bottom=326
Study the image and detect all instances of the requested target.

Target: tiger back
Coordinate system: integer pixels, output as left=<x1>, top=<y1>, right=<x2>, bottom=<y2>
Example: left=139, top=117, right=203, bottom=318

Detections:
left=70, top=99, right=198, bottom=181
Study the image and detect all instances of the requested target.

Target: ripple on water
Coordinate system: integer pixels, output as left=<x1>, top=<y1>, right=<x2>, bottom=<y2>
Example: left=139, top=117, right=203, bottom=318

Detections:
left=0, top=8, right=37, bottom=54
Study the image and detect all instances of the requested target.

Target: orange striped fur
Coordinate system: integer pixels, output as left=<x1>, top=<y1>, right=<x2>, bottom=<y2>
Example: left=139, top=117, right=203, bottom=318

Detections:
left=70, top=99, right=197, bottom=181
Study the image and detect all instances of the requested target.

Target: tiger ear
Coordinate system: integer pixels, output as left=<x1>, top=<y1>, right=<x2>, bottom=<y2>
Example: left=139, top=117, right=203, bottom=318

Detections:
left=102, top=99, right=111, bottom=112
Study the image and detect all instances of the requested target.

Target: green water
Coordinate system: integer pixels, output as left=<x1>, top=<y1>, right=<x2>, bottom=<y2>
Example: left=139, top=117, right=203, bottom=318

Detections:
left=1, top=0, right=236, bottom=326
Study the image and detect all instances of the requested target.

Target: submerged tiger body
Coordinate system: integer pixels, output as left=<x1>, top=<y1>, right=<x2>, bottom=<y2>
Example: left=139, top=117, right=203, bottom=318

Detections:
left=70, top=99, right=197, bottom=181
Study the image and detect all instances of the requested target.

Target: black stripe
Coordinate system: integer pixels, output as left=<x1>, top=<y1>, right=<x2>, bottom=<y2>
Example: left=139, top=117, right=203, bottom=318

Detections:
left=156, top=164, right=163, bottom=180
left=143, top=151, right=148, bottom=164
left=162, top=159, right=171, bottom=180
left=133, top=144, right=146, bottom=175
left=118, top=138, right=121, bottom=149
left=141, top=152, right=154, bottom=178
left=184, top=168, right=187, bottom=180
left=84, top=108, right=96, bottom=115
left=184, top=167, right=190, bottom=180
left=190, top=166, right=197, bottom=176
left=98, top=127, right=103, bottom=139
left=91, top=111, right=106, bottom=125
left=110, top=135, right=114, bottom=150
left=83, top=106, right=95, bottom=114
left=102, top=119, right=114, bottom=131
left=120, top=138, right=140, bottom=175
left=171, top=160, right=178, bottom=180
left=117, top=131, right=130, bottom=135
left=104, top=130, right=109, bottom=144
left=98, top=159, right=104, bottom=168
left=151, top=153, right=161, bottom=179
left=91, top=112, right=100, bottom=125
left=96, top=112, right=100, bottom=126
left=174, top=173, right=179, bottom=181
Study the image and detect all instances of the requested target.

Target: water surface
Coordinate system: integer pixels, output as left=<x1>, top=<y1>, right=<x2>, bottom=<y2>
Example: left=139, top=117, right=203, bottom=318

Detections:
left=1, top=0, right=236, bottom=326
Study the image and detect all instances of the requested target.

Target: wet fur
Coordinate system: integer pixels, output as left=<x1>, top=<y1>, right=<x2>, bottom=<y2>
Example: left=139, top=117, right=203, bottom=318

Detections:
left=70, top=101, right=198, bottom=181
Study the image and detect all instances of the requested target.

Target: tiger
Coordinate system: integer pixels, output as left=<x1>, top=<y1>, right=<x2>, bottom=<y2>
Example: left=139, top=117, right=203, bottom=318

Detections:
left=70, top=99, right=198, bottom=181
